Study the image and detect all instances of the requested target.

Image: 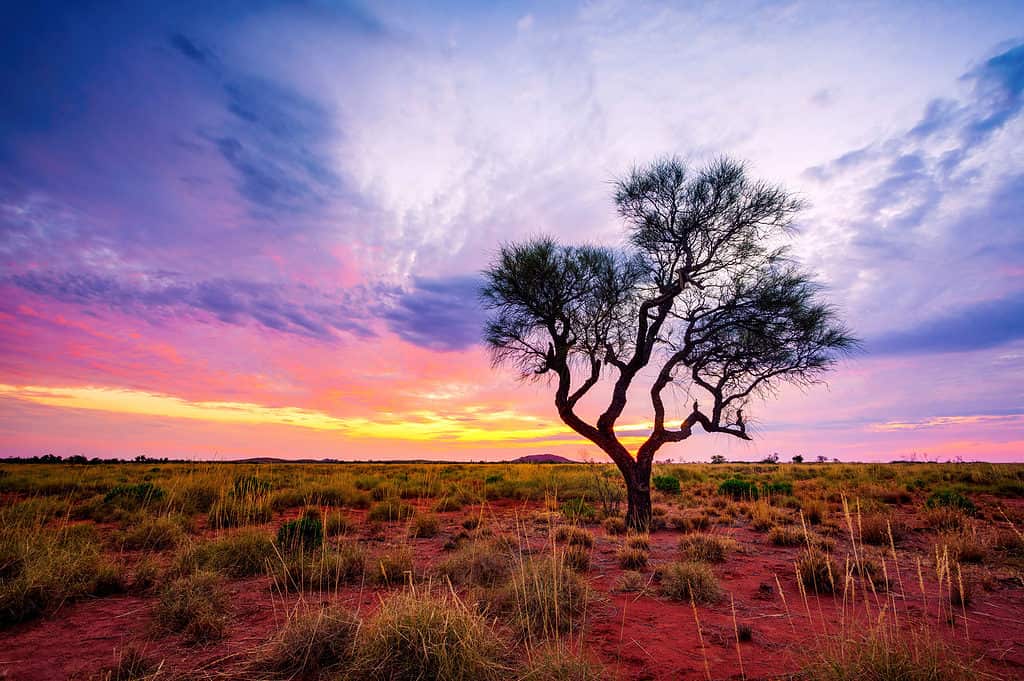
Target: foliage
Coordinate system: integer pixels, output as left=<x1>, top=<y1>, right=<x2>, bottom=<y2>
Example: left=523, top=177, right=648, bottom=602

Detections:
left=653, top=475, right=681, bottom=494
left=718, top=478, right=759, bottom=500
left=925, top=489, right=977, bottom=515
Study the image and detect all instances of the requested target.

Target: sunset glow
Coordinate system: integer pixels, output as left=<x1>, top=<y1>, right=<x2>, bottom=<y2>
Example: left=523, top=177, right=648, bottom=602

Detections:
left=2, top=1, right=1023, bottom=462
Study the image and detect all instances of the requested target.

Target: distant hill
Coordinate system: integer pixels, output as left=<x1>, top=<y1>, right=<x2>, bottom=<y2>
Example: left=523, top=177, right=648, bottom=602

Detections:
left=509, top=454, right=577, bottom=464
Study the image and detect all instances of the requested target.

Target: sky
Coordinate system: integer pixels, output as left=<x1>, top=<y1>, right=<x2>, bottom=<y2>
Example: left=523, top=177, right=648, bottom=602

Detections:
left=1, top=0, right=1023, bottom=462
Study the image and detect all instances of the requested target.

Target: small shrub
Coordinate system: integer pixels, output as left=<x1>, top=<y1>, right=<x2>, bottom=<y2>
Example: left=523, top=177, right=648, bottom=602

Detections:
left=679, top=533, right=736, bottom=563
left=659, top=561, right=720, bottom=603
left=616, top=571, right=647, bottom=593
left=602, top=517, right=626, bottom=535
left=155, top=571, right=228, bottom=644
left=506, top=556, right=587, bottom=638
left=653, top=475, right=681, bottom=495
left=104, top=482, right=165, bottom=507
left=554, top=526, right=594, bottom=548
left=350, top=589, right=509, bottom=681
left=923, top=507, right=968, bottom=532
left=560, top=498, right=596, bottom=522
left=938, top=531, right=987, bottom=564
left=859, top=514, right=905, bottom=546
left=277, top=513, right=324, bottom=553
left=434, top=497, right=463, bottom=512
left=926, top=490, right=976, bottom=515
left=718, top=479, right=759, bottom=500
left=797, top=549, right=836, bottom=594
left=121, top=516, right=184, bottom=551
left=617, top=547, right=648, bottom=569
left=803, top=500, right=827, bottom=525
left=372, top=546, right=416, bottom=586
left=437, top=539, right=512, bottom=588
left=186, top=529, right=276, bottom=578
left=409, top=514, right=440, bottom=538
left=368, top=500, right=414, bottom=522
left=325, top=511, right=353, bottom=536
left=561, top=545, right=590, bottom=572
left=762, top=480, right=793, bottom=497
left=259, top=606, right=359, bottom=677
left=625, top=532, right=650, bottom=551
left=769, top=525, right=805, bottom=547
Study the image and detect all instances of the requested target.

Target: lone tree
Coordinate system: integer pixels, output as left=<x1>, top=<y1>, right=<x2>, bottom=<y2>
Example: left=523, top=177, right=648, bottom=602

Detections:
left=480, top=157, right=857, bottom=530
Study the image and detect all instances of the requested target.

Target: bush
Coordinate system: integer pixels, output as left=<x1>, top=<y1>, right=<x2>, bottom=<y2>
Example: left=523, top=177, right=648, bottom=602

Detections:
left=859, top=514, right=905, bottom=546
left=368, top=500, right=414, bottom=522
left=436, top=539, right=512, bottom=588
left=617, top=547, right=648, bottom=569
left=762, top=480, right=793, bottom=496
left=653, top=475, right=681, bottom=495
left=185, top=529, right=277, bottom=578
left=120, top=516, right=184, bottom=551
left=769, top=525, right=804, bottom=547
left=277, top=514, right=324, bottom=553
left=926, top=490, right=976, bottom=515
left=554, top=526, right=594, bottom=548
left=259, top=606, right=359, bottom=677
left=718, top=479, right=759, bottom=500
left=371, top=546, right=416, bottom=586
left=409, top=514, right=440, bottom=538
left=797, top=549, right=836, bottom=594
left=104, top=483, right=165, bottom=507
left=659, top=561, right=720, bottom=603
left=679, top=533, right=736, bottom=563
left=602, top=517, right=626, bottom=535
left=506, top=556, right=587, bottom=638
left=155, top=571, right=228, bottom=644
left=350, top=589, right=509, bottom=681
left=559, top=498, right=595, bottom=522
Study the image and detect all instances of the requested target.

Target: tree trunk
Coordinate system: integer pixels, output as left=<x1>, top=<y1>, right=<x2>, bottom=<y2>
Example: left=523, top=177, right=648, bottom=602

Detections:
left=624, top=471, right=652, bottom=532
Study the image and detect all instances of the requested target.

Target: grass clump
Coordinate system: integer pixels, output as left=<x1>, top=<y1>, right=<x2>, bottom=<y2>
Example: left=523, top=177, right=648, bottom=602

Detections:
left=325, top=511, right=353, bottom=536
left=99, top=645, right=162, bottom=681
left=506, top=556, right=588, bottom=638
left=797, top=549, right=837, bottom=594
left=120, top=516, right=184, bottom=551
left=653, top=475, right=681, bottom=494
left=520, top=642, right=606, bottom=681
left=182, top=529, right=277, bottom=578
left=659, top=561, right=720, bottom=603
left=679, top=533, right=736, bottom=563
left=368, top=499, right=414, bottom=522
left=617, top=546, right=648, bottom=570
left=277, top=512, right=324, bottom=552
left=409, top=513, right=440, bottom=538
left=718, top=478, right=759, bottom=500
left=559, top=498, right=595, bottom=522
left=554, top=526, right=594, bottom=548
left=804, top=624, right=980, bottom=680
left=561, top=544, right=591, bottom=572
left=154, top=571, right=228, bottom=644
left=925, top=489, right=976, bottom=515
left=602, top=517, right=626, bottom=535
left=371, top=546, right=417, bottom=586
left=258, top=606, right=359, bottom=678
left=351, top=588, right=509, bottom=681
left=436, top=539, right=512, bottom=588
left=769, top=525, right=805, bottom=547
left=859, top=514, right=905, bottom=545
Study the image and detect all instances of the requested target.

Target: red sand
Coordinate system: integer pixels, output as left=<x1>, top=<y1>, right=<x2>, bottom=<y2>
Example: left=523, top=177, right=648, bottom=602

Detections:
left=2, top=500, right=1022, bottom=680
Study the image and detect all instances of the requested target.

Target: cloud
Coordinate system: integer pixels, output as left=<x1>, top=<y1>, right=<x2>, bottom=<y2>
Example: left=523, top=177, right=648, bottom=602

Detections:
left=9, top=270, right=377, bottom=341
left=870, top=289, right=1024, bottom=355
left=382, top=275, right=484, bottom=351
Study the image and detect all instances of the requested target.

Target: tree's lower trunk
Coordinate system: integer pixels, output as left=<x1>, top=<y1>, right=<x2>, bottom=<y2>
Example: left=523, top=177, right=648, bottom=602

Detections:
left=624, top=475, right=652, bottom=532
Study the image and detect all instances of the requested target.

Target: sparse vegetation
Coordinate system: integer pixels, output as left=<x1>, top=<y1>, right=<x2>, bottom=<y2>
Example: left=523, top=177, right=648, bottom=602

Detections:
left=659, top=561, right=720, bottom=603
left=679, top=533, right=736, bottom=563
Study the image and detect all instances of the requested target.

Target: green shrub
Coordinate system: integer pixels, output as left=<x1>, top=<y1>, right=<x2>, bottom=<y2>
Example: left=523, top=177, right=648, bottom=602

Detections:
left=718, top=478, right=759, bottom=500
left=104, top=482, right=165, bottom=506
left=155, top=571, right=228, bottom=644
left=186, top=529, right=277, bottom=577
left=559, top=498, right=595, bottom=521
left=762, top=480, right=794, bottom=496
left=653, top=475, right=681, bottom=495
left=659, top=561, right=720, bottom=603
left=259, top=606, right=359, bottom=678
left=277, top=514, right=324, bottom=552
left=368, top=500, right=414, bottom=522
left=350, top=589, right=509, bottom=681
left=926, top=490, right=976, bottom=515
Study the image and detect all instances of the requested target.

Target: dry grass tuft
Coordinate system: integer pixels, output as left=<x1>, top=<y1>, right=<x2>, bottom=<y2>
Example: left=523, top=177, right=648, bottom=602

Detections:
left=658, top=561, right=720, bottom=603
left=257, top=606, right=359, bottom=678
left=154, top=571, right=229, bottom=644
left=679, top=533, right=736, bottom=563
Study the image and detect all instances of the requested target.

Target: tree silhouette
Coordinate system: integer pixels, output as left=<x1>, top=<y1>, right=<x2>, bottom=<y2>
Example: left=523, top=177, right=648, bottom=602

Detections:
left=481, top=157, right=857, bottom=530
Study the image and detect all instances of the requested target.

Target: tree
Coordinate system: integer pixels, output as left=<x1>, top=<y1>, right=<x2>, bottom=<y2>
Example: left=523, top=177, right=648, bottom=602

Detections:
left=480, top=157, right=856, bottom=530
left=710, top=454, right=727, bottom=465
left=791, top=454, right=804, bottom=464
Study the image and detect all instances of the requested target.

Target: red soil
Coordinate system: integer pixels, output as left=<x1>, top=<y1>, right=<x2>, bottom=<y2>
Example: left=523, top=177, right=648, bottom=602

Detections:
left=2, top=499, right=1022, bottom=680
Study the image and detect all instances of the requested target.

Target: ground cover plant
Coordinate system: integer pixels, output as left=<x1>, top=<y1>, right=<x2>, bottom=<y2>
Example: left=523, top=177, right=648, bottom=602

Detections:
left=0, top=460, right=1022, bottom=679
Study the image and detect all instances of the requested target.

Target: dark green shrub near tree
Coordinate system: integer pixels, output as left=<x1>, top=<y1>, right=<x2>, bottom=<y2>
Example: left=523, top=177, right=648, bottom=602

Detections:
left=653, top=475, right=681, bottom=494
left=925, top=489, right=976, bottom=515
left=718, top=478, right=759, bottom=500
